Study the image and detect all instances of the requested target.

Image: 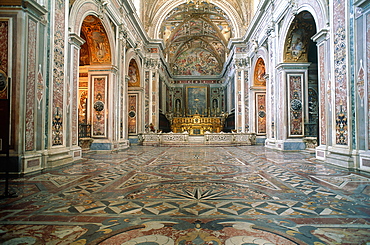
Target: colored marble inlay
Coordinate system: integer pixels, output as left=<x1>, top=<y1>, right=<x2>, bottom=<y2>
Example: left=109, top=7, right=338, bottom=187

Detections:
left=27, top=159, right=39, bottom=168
left=25, top=19, right=37, bottom=151
left=72, top=49, right=79, bottom=145
left=289, top=75, right=303, bottom=136
left=0, top=20, right=8, bottom=99
left=319, top=45, right=326, bottom=145
left=257, top=93, right=266, bottom=134
left=128, top=94, right=137, bottom=134
left=333, top=0, right=348, bottom=145
left=145, top=71, right=149, bottom=124
left=1, top=146, right=370, bottom=244
left=52, top=0, right=66, bottom=145
left=36, top=65, right=44, bottom=109
left=244, top=71, right=249, bottom=131
left=367, top=13, right=370, bottom=150
left=92, top=77, right=106, bottom=137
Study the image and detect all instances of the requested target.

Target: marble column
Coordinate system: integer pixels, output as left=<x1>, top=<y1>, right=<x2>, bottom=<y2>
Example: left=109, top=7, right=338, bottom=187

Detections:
left=68, top=33, right=85, bottom=160
left=312, top=29, right=330, bottom=160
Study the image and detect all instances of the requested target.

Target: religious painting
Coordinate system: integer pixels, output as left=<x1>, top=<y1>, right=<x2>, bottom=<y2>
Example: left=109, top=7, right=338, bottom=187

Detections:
left=128, top=59, right=140, bottom=87
left=284, top=15, right=314, bottom=62
left=186, top=86, right=208, bottom=115
left=81, top=15, right=111, bottom=64
left=173, top=48, right=221, bottom=76
left=254, top=58, right=266, bottom=86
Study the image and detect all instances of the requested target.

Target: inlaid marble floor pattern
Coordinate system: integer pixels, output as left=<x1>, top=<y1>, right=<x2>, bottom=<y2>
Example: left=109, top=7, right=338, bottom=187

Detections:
left=1, top=146, right=370, bottom=244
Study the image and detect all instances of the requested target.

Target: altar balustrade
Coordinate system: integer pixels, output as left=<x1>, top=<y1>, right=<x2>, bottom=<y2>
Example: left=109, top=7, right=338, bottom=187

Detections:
left=138, top=132, right=256, bottom=146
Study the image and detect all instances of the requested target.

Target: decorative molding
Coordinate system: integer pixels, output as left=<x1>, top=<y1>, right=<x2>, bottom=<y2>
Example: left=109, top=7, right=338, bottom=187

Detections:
left=68, top=33, right=85, bottom=47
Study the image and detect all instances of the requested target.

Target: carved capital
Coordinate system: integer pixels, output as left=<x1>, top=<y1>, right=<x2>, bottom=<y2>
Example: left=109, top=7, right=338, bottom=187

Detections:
left=145, top=58, right=160, bottom=69
left=235, top=58, right=249, bottom=69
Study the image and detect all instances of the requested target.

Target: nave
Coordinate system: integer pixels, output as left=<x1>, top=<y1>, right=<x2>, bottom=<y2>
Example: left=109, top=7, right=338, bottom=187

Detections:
left=1, top=146, right=370, bottom=244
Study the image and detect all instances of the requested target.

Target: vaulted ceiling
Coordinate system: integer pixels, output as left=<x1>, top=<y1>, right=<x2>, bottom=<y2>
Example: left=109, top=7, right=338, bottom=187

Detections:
left=140, top=0, right=254, bottom=78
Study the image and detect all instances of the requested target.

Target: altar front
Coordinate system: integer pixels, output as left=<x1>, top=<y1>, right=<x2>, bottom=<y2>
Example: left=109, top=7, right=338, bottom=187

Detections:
left=171, top=115, right=223, bottom=135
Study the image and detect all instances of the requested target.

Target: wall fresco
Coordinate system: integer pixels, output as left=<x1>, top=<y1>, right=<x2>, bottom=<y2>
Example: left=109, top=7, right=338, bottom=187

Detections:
left=319, top=44, right=326, bottom=145
left=92, top=77, right=106, bottom=137
left=80, top=15, right=111, bottom=64
left=288, top=75, right=303, bottom=136
left=333, top=0, right=348, bottom=145
left=25, top=19, right=37, bottom=151
left=0, top=20, right=8, bottom=99
left=254, top=58, right=266, bottom=86
left=52, top=0, right=66, bottom=145
left=128, top=59, right=140, bottom=87
left=173, top=48, right=221, bottom=76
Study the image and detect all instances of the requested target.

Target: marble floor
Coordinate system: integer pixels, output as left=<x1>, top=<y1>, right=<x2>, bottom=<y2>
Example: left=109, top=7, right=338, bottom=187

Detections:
left=1, top=146, right=370, bottom=244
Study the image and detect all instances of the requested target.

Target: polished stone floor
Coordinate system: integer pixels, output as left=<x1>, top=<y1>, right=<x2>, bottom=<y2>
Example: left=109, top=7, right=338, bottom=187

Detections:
left=1, top=145, right=370, bottom=244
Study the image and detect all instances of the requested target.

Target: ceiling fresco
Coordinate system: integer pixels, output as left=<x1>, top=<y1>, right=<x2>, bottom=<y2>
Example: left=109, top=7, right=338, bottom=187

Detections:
left=141, top=0, right=253, bottom=78
left=162, top=2, right=233, bottom=76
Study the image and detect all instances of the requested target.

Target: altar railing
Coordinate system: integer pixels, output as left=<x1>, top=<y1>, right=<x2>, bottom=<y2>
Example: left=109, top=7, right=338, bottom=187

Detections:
left=138, top=132, right=256, bottom=146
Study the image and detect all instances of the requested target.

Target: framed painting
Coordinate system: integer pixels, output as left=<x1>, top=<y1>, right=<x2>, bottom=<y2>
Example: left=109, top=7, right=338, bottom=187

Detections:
left=186, top=86, right=208, bottom=115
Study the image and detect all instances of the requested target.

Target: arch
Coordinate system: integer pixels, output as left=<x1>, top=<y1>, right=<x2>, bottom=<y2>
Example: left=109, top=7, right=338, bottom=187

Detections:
left=126, top=48, right=143, bottom=87
left=80, top=15, right=112, bottom=65
left=253, top=57, right=267, bottom=87
left=69, top=0, right=116, bottom=64
left=149, top=0, right=243, bottom=39
left=278, top=0, right=327, bottom=63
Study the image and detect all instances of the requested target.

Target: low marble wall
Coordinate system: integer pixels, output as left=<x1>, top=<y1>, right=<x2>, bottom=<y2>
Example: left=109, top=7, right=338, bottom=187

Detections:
left=138, top=132, right=256, bottom=146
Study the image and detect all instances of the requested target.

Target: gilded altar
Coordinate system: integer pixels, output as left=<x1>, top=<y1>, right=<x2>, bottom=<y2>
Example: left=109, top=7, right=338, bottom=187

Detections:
left=171, top=115, right=223, bottom=135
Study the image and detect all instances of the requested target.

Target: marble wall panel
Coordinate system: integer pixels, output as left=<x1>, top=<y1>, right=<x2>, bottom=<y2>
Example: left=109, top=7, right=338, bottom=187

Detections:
left=92, top=77, right=107, bottom=137
left=0, top=20, right=8, bottom=99
left=288, top=75, right=303, bottom=136
left=333, top=0, right=348, bottom=145
left=25, top=19, right=37, bottom=151
left=52, top=0, right=66, bottom=145
left=128, top=94, right=137, bottom=134
left=319, top=44, right=326, bottom=145
left=367, top=13, right=370, bottom=150
left=244, top=71, right=249, bottom=132
left=145, top=71, right=149, bottom=124
left=72, top=49, right=78, bottom=145
left=256, top=93, right=266, bottom=134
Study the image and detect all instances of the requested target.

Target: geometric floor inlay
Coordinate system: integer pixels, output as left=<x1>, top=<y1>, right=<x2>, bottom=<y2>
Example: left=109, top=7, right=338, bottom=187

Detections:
left=1, top=145, right=370, bottom=245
